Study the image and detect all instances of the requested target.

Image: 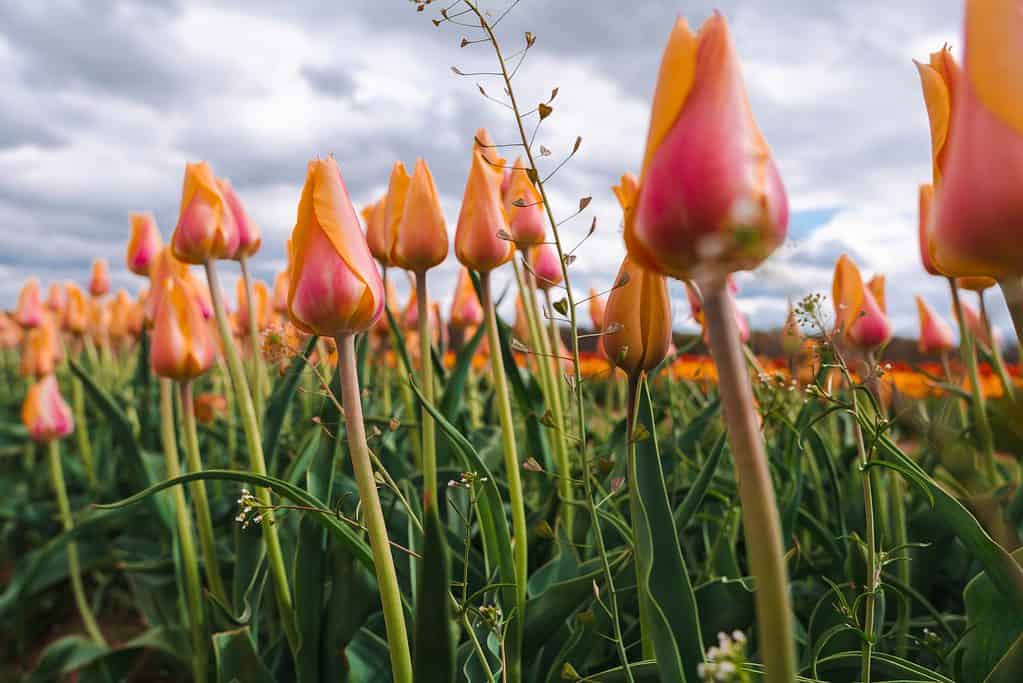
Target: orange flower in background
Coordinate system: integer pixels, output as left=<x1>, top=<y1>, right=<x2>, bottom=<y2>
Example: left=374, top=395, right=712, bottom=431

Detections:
left=372, top=275, right=399, bottom=338
left=627, top=13, right=787, bottom=282
left=150, top=275, right=218, bottom=380
left=530, top=243, right=563, bottom=290
left=601, top=256, right=672, bottom=375
left=687, top=279, right=749, bottom=344
left=362, top=195, right=390, bottom=267
left=89, top=259, right=111, bottom=297
left=272, top=271, right=289, bottom=314
left=380, top=162, right=410, bottom=269
left=15, top=278, right=45, bottom=329
left=46, top=282, right=67, bottom=316
left=402, top=286, right=420, bottom=331
left=450, top=268, right=483, bottom=331
left=63, top=283, right=89, bottom=335
left=588, top=287, right=605, bottom=330
left=218, top=178, right=262, bottom=259
left=171, top=161, right=239, bottom=264
left=916, top=295, right=956, bottom=354
left=20, top=318, right=61, bottom=379
left=915, top=45, right=960, bottom=184
left=390, top=158, right=448, bottom=272
left=513, top=293, right=531, bottom=343
left=0, top=313, right=21, bottom=349
left=88, top=294, right=111, bottom=345
left=504, top=157, right=546, bottom=246
left=126, top=212, right=163, bottom=276
left=236, top=278, right=270, bottom=332
left=193, top=393, right=228, bottom=424
left=108, top=289, right=137, bottom=344
left=288, top=158, right=385, bottom=337
left=832, top=254, right=891, bottom=350
left=146, top=246, right=190, bottom=323
left=22, top=375, right=74, bottom=443
left=455, top=129, right=513, bottom=272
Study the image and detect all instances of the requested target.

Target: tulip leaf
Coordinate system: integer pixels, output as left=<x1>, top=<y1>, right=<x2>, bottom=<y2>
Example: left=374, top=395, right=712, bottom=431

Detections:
left=264, top=335, right=317, bottom=477
left=212, top=626, right=275, bottom=683
left=439, top=322, right=485, bottom=419
left=414, top=501, right=456, bottom=683
left=673, top=432, right=725, bottom=531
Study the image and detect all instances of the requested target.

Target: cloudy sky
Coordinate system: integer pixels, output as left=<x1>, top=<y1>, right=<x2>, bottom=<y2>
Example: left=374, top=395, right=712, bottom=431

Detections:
left=0, top=0, right=1004, bottom=337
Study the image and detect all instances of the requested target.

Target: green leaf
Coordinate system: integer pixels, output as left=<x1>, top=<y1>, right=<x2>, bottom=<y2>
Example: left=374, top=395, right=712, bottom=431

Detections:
left=962, top=547, right=1023, bottom=681
left=212, top=626, right=275, bottom=683
left=439, top=322, right=486, bottom=419
left=523, top=554, right=616, bottom=654
left=673, top=432, right=725, bottom=530
left=414, top=501, right=457, bottom=683
left=265, top=335, right=316, bottom=476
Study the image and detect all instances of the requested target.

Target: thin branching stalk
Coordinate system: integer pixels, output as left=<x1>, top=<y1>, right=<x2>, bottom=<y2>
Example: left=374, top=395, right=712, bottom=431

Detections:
left=415, top=270, right=438, bottom=502
left=855, top=351, right=880, bottom=683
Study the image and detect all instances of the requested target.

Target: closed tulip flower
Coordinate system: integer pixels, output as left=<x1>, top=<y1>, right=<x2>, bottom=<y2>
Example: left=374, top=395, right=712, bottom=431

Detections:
left=126, top=213, right=163, bottom=276
left=916, top=295, right=956, bottom=354
left=46, top=282, right=67, bottom=316
left=915, top=45, right=959, bottom=184
left=450, top=268, right=483, bottom=330
left=89, top=259, right=111, bottom=297
left=22, top=374, right=74, bottom=443
left=601, top=256, right=672, bottom=375
left=271, top=271, right=289, bottom=314
left=832, top=254, right=891, bottom=350
left=918, top=184, right=941, bottom=276
left=504, top=157, right=546, bottom=246
left=627, top=13, right=787, bottom=283
left=288, top=158, right=385, bottom=337
left=218, top=178, right=261, bottom=259
left=151, top=275, right=218, bottom=380
left=531, top=243, right=563, bottom=290
left=63, top=283, right=89, bottom=335
left=402, top=287, right=420, bottom=331
left=588, top=287, right=605, bottom=330
left=381, top=162, right=410, bottom=269
left=146, top=247, right=190, bottom=323
left=390, top=158, right=448, bottom=272
left=171, top=162, right=239, bottom=264
left=455, top=129, right=513, bottom=272
left=237, top=278, right=269, bottom=332
left=15, top=278, right=45, bottom=328
left=20, top=319, right=61, bottom=378
left=362, top=195, right=390, bottom=267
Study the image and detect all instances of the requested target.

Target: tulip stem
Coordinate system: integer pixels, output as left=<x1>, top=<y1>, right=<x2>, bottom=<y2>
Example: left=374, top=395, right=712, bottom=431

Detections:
left=855, top=351, right=881, bottom=683
left=70, top=376, right=97, bottom=489
left=178, top=380, right=229, bottom=605
left=48, top=438, right=107, bottom=647
left=701, top=280, right=795, bottom=683
left=625, top=372, right=654, bottom=661
left=415, top=270, right=438, bottom=504
left=239, top=255, right=266, bottom=425
left=336, top=333, right=413, bottom=683
left=159, top=379, right=206, bottom=682
left=204, top=259, right=298, bottom=653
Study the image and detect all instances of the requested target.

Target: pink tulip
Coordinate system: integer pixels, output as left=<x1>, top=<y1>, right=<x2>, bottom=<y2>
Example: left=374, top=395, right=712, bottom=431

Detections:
left=22, top=374, right=74, bottom=443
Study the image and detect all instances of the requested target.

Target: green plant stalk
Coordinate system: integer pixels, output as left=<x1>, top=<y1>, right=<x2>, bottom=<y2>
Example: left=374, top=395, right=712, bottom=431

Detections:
left=949, top=278, right=998, bottom=483
left=415, top=270, right=438, bottom=503
left=204, top=259, right=298, bottom=653
left=336, top=332, right=413, bottom=683
left=941, top=350, right=969, bottom=427
left=47, top=438, right=107, bottom=647
left=701, top=281, right=795, bottom=683
left=466, top=367, right=481, bottom=429
left=891, top=474, right=910, bottom=658
left=70, top=375, right=97, bottom=488
left=178, top=380, right=229, bottom=605
left=626, top=373, right=654, bottom=660
left=979, top=290, right=1015, bottom=400
left=239, top=255, right=266, bottom=424
left=479, top=271, right=526, bottom=683
left=219, top=364, right=238, bottom=466
left=159, top=379, right=206, bottom=682
left=382, top=359, right=393, bottom=416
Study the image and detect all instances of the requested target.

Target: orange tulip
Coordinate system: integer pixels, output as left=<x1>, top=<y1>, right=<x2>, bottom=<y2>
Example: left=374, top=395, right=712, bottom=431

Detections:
left=362, top=195, right=390, bottom=267
left=171, top=162, right=239, bottom=264
left=832, top=254, right=891, bottom=350
left=288, top=158, right=385, bottom=337
left=271, top=271, right=289, bottom=314
left=918, top=184, right=942, bottom=276
left=530, top=243, right=563, bottom=290
left=915, top=45, right=959, bottom=184
left=236, top=278, right=270, bottom=331
left=194, top=393, right=228, bottom=424
left=372, top=275, right=400, bottom=338
left=916, top=295, right=955, bottom=354
left=15, top=278, right=45, bottom=328
left=126, top=212, right=163, bottom=276
left=108, top=289, right=137, bottom=343
left=390, top=158, right=448, bottom=272
left=504, top=157, right=546, bottom=246
left=22, top=374, right=74, bottom=443
left=450, top=268, right=483, bottom=330
left=218, top=178, right=262, bottom=259
left=380, top=162, right=410, bottom=269
left=46, top=282, right=67, bottom=316
left=20, top=318, right=61, bottom=378
left=0, top=313, right=21, bottom=349
left=150, top=275, right=217, bottom=380
left=513, top=293, right=531, bottom=343
left=89, top=259, right=111, bottom=297
left=627, top=14, right=787, bottom=282
left=402, top=287, right=420, bottom=331
left=146, top=246, right=190, bottom=323
left=88, top=295, right=111, bottom=345
left=601, top=256, right=672, bottom=375
left=63, top=283, right=89, bottom=335
left=455, top=129, right=513, bottom=272
left=588, top=287, right=605, bottom=330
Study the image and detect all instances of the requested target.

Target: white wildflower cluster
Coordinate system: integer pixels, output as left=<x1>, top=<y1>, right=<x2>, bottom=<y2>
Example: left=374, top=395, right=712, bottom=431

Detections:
left=448, top=471, right=488, bottom=490
left=235, top=488, right=266, bottom=529
left=697, top=631, right=748, bottom=683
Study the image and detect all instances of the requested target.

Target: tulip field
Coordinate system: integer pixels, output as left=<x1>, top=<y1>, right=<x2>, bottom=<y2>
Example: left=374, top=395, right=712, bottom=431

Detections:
left=5, top=1, right=1023, bottom=682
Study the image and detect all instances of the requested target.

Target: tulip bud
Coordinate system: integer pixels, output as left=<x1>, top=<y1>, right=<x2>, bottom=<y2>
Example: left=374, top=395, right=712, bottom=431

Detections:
left=88, top=294, right=111, bottom=345
left=588, top=287, right=605, bottom=329
left=22, top=374, right=74, bottom=443
left=151, top=275, right=218, bottom=380
left=531, top=243, right=563, bottom=290
left=628, top=14, right=788, bottom=282
left=601, top=256, right=672, bottom=375
left=237, top=278, right=270, bottom=331
left=127, top=213, right=163, bottom=276
left=288, top=158, right=385, bottom=337
left=171, top=161, right=239, bottom=264
left=390, top=158, right=448, bottom=272
left=89, top=259, right=111, bottom=297
left=218, top=178, right=262, bottom=259
left=866, top=275, right=886, bottom=314
left=916, top=295, right=955, bottom=354
left=381, top=162, right=411, bottom=269
left=362, top=196, right=389, bottom=267
left=455, top=129, right=513, bottom=272
left=450, top=268, right=483, bottom=330
left=46, top=282, right=67, bottom=316
left=272, top=271, right=289, bottom=314
left=956, top=276, right=996, bottom=292
left=20, top=318, right=61, bottom=379
left=915, top=45, right=959, bottom=184
left=832, top=254, right=891, bottom=350
left=504, top=157, right=546, bottom=246
left=15, top=278, right=45, bottom=328
left=108, top=289, right=139, bottom=345
left=63, top=283, right=89, bottom=335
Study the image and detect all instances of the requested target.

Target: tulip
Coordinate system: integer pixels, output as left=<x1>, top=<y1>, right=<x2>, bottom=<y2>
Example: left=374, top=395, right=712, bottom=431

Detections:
left=372, top=275, right=399, bottom=338
left=63, top=283, right=89, bottom=335
left=236, top=278, right=269, bottom=333
left=402, top=286, right=420, bottom=331
left=455, top=129, right=514, bottom=272
left=513, top=293, right=531, bottom=343
left=918, top=184, right=941, bottom=276
left=22, top=374, right=74, bottom=442
left=601, top=256, right=672, bottom=375
left=390, top=158, right=448, bottom=272
left=687, top=279, right=750, bottom=344
left=194, top=392, right=228, bottom=424
left=171, top=162, right=239, bottom=264
left=0, top=313, right=21, bottom=349
left=627, top=13, right=787, bottom=283
left=959, top=299, right=995, bottom=349
left=218, top=178, right=261, bottom=259
left=915, top=45, right=959, bottom=184
left=146, top=247, right=190, bottom=322
left=362, top=195, right=390, bottom=267
left=588, top=287, right=605, bottom=330
left=530, top=243, right=563, bottom=291
left=15, top=279, right=44, bottom=329
left=288, top=158, right=385, bottom=337
left=127, top=213, right=163, bottom=276
left=89, top=259, right=111, bottom=297
left=504, top=157, right=546, bottom=246
left=833, top=254, right=891, bottom=350
left=271, top=271, right=289, bottom=314
left=916, top=295, right=956, bottom=354
left=151, top=275, right=217, bottom=380
left=46, top=282, right=67, bottom=316
left=380, top=162, right=410, bottom=269
left=108, top=289, right=137, bottom=345
left=450, top=268, right=483, bottom=330
left=20, top=318, right=61, bottom=379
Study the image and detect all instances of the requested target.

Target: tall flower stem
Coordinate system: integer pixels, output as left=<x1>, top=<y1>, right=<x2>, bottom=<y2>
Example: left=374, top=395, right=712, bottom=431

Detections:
left=48, top=438, right=106, bottom=647
left=625, top=373, right=654, bottom=660
left=854, top=350, right=882, bottom=683
left=70, top=374, right=97, bottom=488
left=159, top=379, right=206, bottom=682
left=239, top=255, right=266, bottom=424
left=701, top=281, right=795, bottom=683
left=179, top=380, right=228, bottom=604
left=204, top=259, right=297, bottom=652
left=949, top=278, right=998, bottom=483
left=415, top=270, right=437, bottom=503
left=336, top=333, right=413, bottom=683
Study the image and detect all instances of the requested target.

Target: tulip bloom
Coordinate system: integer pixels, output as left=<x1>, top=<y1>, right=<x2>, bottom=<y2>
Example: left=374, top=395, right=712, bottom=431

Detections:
left=381, top=162, right=410, bottom=269
left=15, top=279, right=45, bottom=328
left=627, top=14, right=787, bottom=282
left=390, top=159, right=448, bottom=272
left=601, top=256, right=672, bottom=375
left=362, top=195, right=390, bottom=267
left=271, top=271, right=289, bottom=314
left=171, top=162, right=239, bottom=264
left=455, top=129, right=513, bottom=272
left=504, top=157, right=546, bottom=246
left=22, top=375, right=74, bottom=442
left=63, top=283, right=89, bottom=335
left=151, top=275, right=218, bottom=380
left=916, top=295, right=956, bottom=354
left=20, top=319, right=61, bottom=378
left=194, top=393, right=228, bottom=424
left=127, top=213, right=163, bottom=276
left=832, top=254, right=891, bottom=350
left=588, top=287, right=605, bottom=329
left=288, top=158, right=385, bottom=337
left=89, top=259, right=111, bottom=297
left=918, top=184, right=942, bottom=276
left=0, top=313, right=21, bottom=349
left=915, top=45, right=959, bottom=184
left=450, top=268, right=483, bottom=330
left=218, top=178, right=262, bottom=259
left=146, top=246, right=190, bottom=323
left=237, top=278, right=269, bottom=332
left=46, top=282, right=67, bottom=316
left=531, top=243, right=563, bottom=290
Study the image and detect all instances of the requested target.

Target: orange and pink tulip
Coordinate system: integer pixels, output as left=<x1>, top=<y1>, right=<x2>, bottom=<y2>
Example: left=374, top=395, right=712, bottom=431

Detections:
left=127, top=213, right=163, bottom=277
left=22, top=374, right=74, bottom=443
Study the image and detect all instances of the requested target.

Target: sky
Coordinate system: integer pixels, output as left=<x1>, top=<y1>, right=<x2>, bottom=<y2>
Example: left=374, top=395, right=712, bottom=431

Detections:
left=0, top=0, right=1007, bottom=338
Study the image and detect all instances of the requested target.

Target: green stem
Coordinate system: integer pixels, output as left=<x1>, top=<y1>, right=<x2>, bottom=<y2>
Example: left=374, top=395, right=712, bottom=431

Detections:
left=415, top=270, right=437, bottom=503
left=239, top=255, right=266, bottom=424
left=849, top=355, right=878, bottom=683
left=336, top=333, right=413, bottom=683
left=48, top=438, right=107, bottom=647
left=204, top=259, right=298, bottom=653
left=159, top=379, right=206, bottom=682
left=625, top=373, right=654, bottom=660
left=179, top=380, right=228, bottom=604
left=701, top=281, right=795, bottom=683
left=892, top=475, right=910, bottom=658
left=70, top=376, right=97, bottom=489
